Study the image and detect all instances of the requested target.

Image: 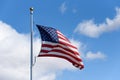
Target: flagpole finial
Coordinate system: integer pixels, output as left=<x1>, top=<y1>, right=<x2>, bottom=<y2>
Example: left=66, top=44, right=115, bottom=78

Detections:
left=30, top=7, right=34, bottom=14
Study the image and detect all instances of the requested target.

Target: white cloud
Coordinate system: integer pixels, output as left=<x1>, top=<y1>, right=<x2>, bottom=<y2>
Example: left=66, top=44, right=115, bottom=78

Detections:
left=0, top=21, right=74, bottom=80
left=59, top=2, right=67, bottom=14
left=74, top=7, right=120, bottom=38
left=69, top=39, right=86, bottom=56
left=0, top=21, right=29, bottom=80
left=85, top=51, right=106, bottom=60
left=69, top=39, right=106, bottom=60
left=0, top=21, right=107, bottom=80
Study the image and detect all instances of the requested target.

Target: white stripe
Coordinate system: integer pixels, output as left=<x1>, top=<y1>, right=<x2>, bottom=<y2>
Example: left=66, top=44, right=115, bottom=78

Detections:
left=42, top=41, right=58, bottom=45
left=59, top=38, right=75, bottom=47
left=57, top=31, right=70, bottom=42
left=40, top=51, right=83, bottom=65
left=41, top=47, right=81, bottom=59
left=57, top=33, right=79, bottom=54
left=57, top=30, right=64, bottom=36
left=58, top=34, right=68, bottom=41
left=41, top=47, right=52, bottom=51
left=42, top=41, right=79, bottom=54
left=58, top=39, right=79, bottom=51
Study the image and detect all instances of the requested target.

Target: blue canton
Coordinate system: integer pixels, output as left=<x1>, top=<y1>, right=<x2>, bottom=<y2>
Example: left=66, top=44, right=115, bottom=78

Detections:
left=37, top=25, right=59, bottom=43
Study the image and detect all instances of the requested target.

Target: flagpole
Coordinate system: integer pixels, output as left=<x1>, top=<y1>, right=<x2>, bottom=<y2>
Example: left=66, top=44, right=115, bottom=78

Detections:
left=30, top=7, right=34, bottom=80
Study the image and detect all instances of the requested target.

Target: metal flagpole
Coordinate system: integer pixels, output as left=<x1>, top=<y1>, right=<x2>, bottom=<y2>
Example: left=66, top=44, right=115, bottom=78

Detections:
left=30, top=7, right=34, bottom=80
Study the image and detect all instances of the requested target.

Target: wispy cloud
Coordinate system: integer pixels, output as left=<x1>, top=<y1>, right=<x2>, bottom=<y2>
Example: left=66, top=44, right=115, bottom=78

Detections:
left=72, top=8, right=77, bottom=13
left=85, top=51, right=106, bottom=60
left=0, top=21, right=74, bottom=80
left=59, top=2, right=67, bottom=14
left=74, top=7, right=120, bottom=38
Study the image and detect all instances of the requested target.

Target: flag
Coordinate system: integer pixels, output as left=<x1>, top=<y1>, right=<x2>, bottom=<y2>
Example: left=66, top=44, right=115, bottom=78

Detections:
left=36, top=25, right=84, bottom=70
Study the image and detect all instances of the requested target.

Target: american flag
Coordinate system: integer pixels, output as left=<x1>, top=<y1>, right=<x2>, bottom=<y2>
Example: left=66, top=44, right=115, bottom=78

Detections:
left=36, top=25, right=84, bottom=70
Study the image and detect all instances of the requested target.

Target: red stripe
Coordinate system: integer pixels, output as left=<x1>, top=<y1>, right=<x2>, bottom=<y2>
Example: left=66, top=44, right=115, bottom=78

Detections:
left=42, top=44, right=79, bottom=55
left=57, top=31, right=70, bottom=40
left=38, top=54, right=84, bottom=69
left=40, top=49, right=82, bottom=61
left=59, top=40, right=77, bottom=49
left=57, top=32, right=70, bottom=42
left=56, top=31, right=64, bottom=36
left=58, top=35, right=69, bottom=42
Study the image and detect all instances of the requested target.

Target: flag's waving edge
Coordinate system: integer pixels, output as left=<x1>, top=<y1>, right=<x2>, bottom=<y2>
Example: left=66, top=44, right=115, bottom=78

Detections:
left=36, top=24, right=84, bottom=70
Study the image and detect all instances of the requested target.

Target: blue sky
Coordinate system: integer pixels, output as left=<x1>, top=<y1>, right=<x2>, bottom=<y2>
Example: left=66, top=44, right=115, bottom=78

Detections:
left=0, top=0, right=120, bottom=80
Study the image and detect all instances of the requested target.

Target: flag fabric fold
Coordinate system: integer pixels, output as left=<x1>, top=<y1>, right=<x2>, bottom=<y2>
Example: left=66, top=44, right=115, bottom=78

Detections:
left=36, top=24, right=84, bottom=70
